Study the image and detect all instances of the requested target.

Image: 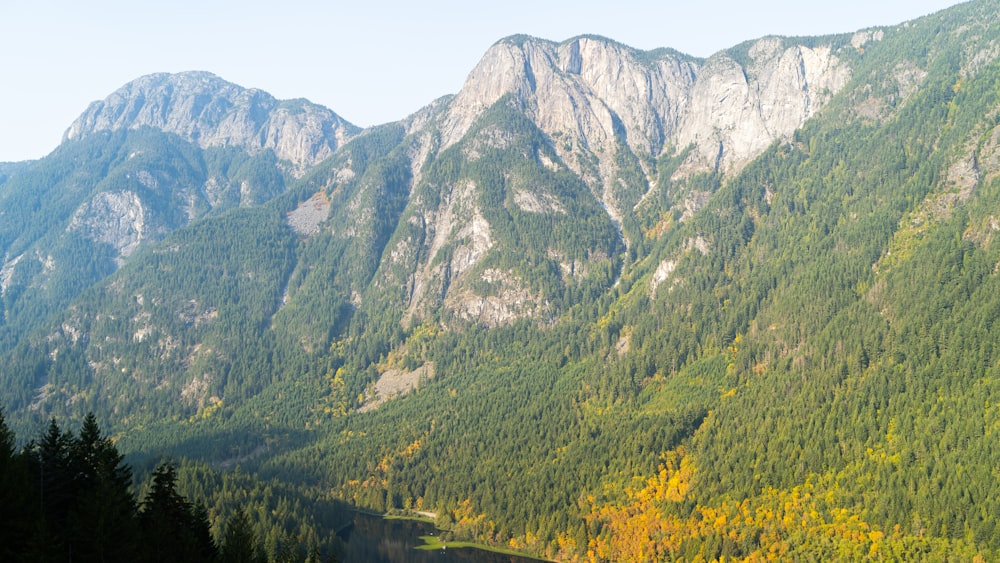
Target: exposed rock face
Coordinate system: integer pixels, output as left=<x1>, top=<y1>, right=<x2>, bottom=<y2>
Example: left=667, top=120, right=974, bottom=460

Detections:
left=0, top=253, right=24, bottom=296
left=67, top=190, right=146, bottom=260
left=445, top=268, right=548, bottom=327
left=397, top=179, right=497, bottom=324
left=676, top=39, right=849, bottom=172
left=650, top=259, right=677, bottom=296
left=64, top=72, right=359, bottom=172
left=436, top=35, right=851, bottom=220
left=358, top=363, right=434, bottom=413
left=286, top=191, right=332, bottom=236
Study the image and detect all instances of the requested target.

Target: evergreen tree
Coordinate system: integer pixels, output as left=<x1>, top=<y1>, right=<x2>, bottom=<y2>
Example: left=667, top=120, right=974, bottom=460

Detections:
left=28, top=418, right=76, bottom=558
left=139, top=462, right=217, bottom=563
left=219, top=504, right=266, bottom=563
left=69, top=413, right=139, bottom=562
left=0, top=410, right=33, bottom=560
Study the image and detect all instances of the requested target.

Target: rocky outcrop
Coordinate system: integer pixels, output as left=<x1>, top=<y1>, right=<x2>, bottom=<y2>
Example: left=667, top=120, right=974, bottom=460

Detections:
left=67, top=190, right=146, bottom=260
left=435, top=35, right=851, bottom=221
left=286, top=191, right=332, bottom=236
left=64, top=72, right=359, bottom=172
left=396, top=179, right=496, bottom=324
left=675, top=39, right=849, bottom=173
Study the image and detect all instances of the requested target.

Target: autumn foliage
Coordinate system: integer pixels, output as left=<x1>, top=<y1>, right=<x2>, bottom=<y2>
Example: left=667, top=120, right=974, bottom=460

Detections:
left=576, top=448, right=986, bottom=562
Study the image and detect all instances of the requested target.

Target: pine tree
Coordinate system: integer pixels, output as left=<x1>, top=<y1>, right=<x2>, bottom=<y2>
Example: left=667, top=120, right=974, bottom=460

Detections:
left=28, top=418, right=76, bottom=558
left=219, top=504, right=266, bottom=563
left=69, top=413, right=139, bottom=562
left=139, top=462, right=217, bottom=563
left=0, top=410, right=33, bottom=560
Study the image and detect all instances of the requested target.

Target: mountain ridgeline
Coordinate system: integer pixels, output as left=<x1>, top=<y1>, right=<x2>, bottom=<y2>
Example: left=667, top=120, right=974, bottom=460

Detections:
left=3, top=1, right=1000, bottom=560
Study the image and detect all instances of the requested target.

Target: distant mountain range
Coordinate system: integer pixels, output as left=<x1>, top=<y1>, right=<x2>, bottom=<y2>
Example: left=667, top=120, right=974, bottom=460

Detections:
left=4, top=1, right=1000, bottom=559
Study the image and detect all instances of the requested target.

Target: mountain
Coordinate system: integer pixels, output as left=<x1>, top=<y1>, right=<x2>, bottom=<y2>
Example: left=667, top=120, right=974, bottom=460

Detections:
left=0, top=160, right=32, bottom=184
left=65, top=71, right=359, bottom=173
left=438, top=34, right=848, bottom=224
left=5, top=1, right=1000, bottom=560
left=0, top=73, right=359, bottom=351
left=276, top=31, right=854, bottom=338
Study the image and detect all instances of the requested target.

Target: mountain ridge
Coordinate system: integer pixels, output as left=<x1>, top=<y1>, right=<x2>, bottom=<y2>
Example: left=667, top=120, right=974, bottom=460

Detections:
left=64, top=71, right=360, bottom=173
left=6, top=2, right=1000, bottom=560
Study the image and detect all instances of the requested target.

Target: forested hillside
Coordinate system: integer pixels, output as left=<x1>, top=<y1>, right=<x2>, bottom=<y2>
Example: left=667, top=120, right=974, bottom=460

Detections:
left=4, top=1, right=1000, bottom=561
left=0, top=411, right=342, bottom=562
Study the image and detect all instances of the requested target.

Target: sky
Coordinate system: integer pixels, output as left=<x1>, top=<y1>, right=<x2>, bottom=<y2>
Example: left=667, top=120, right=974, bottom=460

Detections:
left=0, top=0, right=967, bottom=162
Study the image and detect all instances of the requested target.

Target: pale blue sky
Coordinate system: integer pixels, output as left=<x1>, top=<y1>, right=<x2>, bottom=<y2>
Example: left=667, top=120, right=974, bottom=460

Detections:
left=0, top=0, right=965, bottom=162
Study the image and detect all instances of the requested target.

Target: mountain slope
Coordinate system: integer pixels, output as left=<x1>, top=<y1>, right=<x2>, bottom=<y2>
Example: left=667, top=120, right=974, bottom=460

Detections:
left=436, top=33, right=850, bottom=236
left=0, top=127, right=298, bottom=353
left=0, top=72, right=359, bottom=355
left=5, top=1, right=1000, bottom=561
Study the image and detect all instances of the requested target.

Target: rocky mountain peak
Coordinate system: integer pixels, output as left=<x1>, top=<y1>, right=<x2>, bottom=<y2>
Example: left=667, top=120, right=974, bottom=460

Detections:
left=433, top=33, right=850, bottom=226
left=63, top=71, right=359, bottom=172
left=451, top=37, right=845, bottom=162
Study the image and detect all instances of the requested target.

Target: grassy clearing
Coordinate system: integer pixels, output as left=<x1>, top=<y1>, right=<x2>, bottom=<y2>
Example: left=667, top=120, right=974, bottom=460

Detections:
left=414, top=534, right=546, bottom=559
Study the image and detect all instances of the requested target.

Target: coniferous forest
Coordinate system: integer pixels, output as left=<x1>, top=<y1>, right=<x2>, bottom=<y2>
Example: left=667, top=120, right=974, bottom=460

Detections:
left=0, top=411, right=337, bottom=562
left=6, top=2, right=1000, bottom=561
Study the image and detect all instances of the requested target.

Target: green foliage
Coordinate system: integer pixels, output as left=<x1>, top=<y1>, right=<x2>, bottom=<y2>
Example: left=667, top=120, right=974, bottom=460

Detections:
left=8, top=2, right=1000, bottom=561
left=140, top=462, right=218, bottom=562
left=0, top=415, right=334, bottom=562
left=0, top=128, right=294, bottom=356
left=3, top=205, right=301, bottom=433
left=170, top=460, right=343, bottom=562
left=1, top=415, right=157, bottom=561
left=219, top=505, right=267, bottom=563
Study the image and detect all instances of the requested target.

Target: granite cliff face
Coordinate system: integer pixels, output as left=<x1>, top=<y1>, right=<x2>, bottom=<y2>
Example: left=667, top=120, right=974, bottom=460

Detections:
left=64, top=72, right=359, bottom=173
left=436, top=35, right=850, bottom=223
